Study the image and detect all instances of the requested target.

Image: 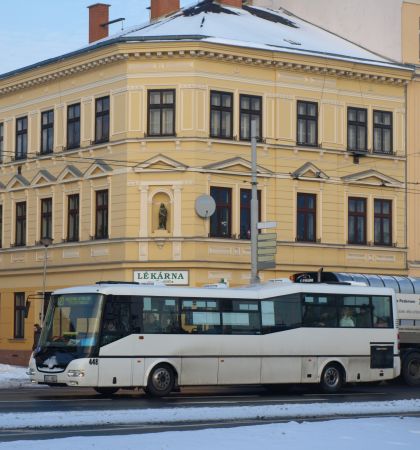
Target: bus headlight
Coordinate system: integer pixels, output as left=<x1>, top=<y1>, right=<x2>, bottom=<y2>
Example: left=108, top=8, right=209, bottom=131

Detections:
left=67, top=370, right=85, bottom=378
left=27, top=368, right=35, bottom=376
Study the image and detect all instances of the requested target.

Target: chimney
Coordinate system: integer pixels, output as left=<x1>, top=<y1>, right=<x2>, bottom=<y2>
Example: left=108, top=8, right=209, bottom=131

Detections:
left=88, top=3, right=110, bottom=43
left=219, top=0, right=243, bottom=7
left=150, top=0, right=180, bottom=21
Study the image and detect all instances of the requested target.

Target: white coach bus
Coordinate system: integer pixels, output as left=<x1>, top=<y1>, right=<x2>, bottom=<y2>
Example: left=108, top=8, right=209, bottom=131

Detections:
left=28, top=280, right=400, bottom=396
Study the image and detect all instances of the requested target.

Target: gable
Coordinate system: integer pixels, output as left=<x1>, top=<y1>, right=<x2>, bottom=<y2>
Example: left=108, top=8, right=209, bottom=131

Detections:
left=31, top=170, right=56, bottom=187
left=291, top=162, right=329, bottom=180
left=342, top=170, right=401, bottom=187
left=136, top=154, right=187, bottom=171
left=203, top=157, right=271, bottom=174
left=57, top=165, right=83, bottom=183
left=6, top=174, right=30, bottom=191
left=84, top=160, right=113, bottom=178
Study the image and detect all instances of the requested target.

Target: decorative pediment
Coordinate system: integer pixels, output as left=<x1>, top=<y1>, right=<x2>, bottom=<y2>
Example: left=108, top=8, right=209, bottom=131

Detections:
left=136, top=154, right=188, bottom=171
left=6, top=174, right=30, bottom=191
left=84, top=159, right=113, bottom=178
left=57, top=165, right=83, bottom=183
left=341, top=170, right=402, bottom=187
left=291, top=162, right=329, bottom=180
left=31, top=169, right=56, bottom=187
left=203, top=157, right=272, bottom=174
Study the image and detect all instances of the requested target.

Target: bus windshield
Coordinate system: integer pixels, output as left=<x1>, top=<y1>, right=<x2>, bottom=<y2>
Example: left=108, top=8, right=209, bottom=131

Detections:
left=38, top=293, right=103, bottom=356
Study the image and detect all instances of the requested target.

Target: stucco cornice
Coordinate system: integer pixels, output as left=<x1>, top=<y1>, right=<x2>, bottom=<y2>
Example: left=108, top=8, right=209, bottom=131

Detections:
left=0, top=43, right=411, bottom=97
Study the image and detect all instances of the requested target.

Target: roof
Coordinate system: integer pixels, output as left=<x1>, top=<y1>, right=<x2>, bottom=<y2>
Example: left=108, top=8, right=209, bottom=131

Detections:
left=53, top=280, right=394, bottom=300
left=0, top=1, right=410, bottom=81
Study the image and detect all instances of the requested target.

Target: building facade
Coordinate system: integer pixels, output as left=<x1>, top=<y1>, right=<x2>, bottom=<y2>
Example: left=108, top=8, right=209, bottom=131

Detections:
left=254, top=0, right=420, bottom=277
left=0, top=0, right=411, bottom=364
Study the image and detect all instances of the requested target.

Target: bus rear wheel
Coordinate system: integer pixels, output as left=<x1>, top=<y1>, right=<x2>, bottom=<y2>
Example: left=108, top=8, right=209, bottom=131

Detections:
left=402, top=352, right=420, bottom=386
left=145, top=364, right=175, bottom=397
left=94, top=387, right=119, bottom=395
left=320, top=363, right=343, bottom=393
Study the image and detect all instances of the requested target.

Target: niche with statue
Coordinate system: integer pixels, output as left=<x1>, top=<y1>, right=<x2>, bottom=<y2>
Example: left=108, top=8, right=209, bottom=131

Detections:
left=152, top=192, right=171, bottom=235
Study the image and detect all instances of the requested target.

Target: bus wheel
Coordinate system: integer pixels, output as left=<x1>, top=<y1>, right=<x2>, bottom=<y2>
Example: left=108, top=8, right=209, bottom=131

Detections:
left=146, top=364, right=175, bottom=397
left=320, top=363, right=343, bottom=393
left=94, top=387, right=119, bottom=395
left=402, top=352, right=420, bottom=386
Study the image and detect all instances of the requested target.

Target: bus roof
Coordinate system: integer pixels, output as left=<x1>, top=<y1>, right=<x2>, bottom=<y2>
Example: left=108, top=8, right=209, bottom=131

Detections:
left=293, top=272, right=420, bottom=295
left=52, top=280, right=395, bottom=300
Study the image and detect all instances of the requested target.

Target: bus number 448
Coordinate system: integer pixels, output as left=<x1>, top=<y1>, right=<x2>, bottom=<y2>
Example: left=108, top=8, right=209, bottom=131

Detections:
left=89, top=358, right=98, bottom=365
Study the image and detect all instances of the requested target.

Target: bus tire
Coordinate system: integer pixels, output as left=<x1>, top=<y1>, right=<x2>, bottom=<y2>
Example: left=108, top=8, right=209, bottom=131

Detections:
left=402, top=352, right=420, bottom=386
left=320, top=363, right=344, bottom=393
left=145, top=364, right=175, bottom=397
left=94, top=387, right=119, bottom=395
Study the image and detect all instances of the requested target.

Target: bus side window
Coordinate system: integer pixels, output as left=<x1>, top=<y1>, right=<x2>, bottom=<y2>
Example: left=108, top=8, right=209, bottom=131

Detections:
left=302, top=294, right=336, bottom=327
left=372, top=296, right=392, bottom=328
left=261, top=294, right=301, bottom=333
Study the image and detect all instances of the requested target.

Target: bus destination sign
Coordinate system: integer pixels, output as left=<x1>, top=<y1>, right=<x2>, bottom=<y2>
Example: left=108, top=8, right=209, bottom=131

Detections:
left=133, top=270, right=189, bottom=285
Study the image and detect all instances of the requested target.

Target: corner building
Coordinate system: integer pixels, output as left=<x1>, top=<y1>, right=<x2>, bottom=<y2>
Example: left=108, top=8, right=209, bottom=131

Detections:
left=0, top=0, right=412, bottom=363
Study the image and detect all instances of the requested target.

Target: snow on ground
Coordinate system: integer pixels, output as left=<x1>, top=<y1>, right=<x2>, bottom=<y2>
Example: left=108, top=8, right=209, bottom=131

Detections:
left=1, top=364, right=420, bottom=449
left=1, top=418, right=420, bottom=450
left=0, top=364, right=33, bottom=389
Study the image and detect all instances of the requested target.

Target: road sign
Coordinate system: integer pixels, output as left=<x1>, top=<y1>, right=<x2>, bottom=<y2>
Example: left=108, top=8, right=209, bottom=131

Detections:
left=257, top=221, right=277, bottom=230
left=257, top=232, right=277, bottom=241
left=258, top=247, right=276, bottom=256
left=258, top=260, right=276, bottom=270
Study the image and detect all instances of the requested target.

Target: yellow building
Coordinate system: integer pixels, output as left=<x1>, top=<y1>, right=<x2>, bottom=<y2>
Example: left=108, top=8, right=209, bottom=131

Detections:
left=255, top=0, right=420, bottom=276
left=0, top=0, right=412, bottom=364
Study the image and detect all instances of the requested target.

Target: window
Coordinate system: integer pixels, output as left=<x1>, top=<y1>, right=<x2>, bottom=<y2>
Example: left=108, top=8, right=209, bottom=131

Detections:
left=14, top=292, right=25, bottom=338
left=15, top=201, right=26, bottom=246
left=0, top=204, right=2, bottom=248
left=210, top=91, right=233, bottom=139
left=67, top=194, right=79, bottom=242
left=222, top=300, right=260, bottom=334
left=302, top=294, right=337, bottom=327
left=373, top=111, right=392, bottom=154
left=348, top=107, right=367, bottom=152
left=95, top=190, right=108, bottom=239
left=296, top=193, right=316, bottom=242
left=40, top=198, right=52, bottom=240
left=261, top=294, right=301, bottom=333
left=348, top=197, right=366, bottom=245
left=41, top=110, right=54, bottom=154
left=67, top=103, right=80, bottom=150
left=148, top=89, right=175, bottom=136
left=95, top=96, right=110, bottom=143
left=15, top=117, right=28, bottom=160
left=374, top=199, right=392, bottom=246
left=297, top=101, right=318, bottom=146
left=0, top=122, right=4, bottom=162
left=240, top=189, right=261, bottom=239
left=210, top=187, right=232, bottom=238
left=240, top=94, right=262, bottom=140
left=372, top=295, right=393, bottom=328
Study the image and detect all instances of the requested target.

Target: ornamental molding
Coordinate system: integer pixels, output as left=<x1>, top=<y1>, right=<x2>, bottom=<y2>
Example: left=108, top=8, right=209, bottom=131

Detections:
left=0, top=48, right=409, bottom=97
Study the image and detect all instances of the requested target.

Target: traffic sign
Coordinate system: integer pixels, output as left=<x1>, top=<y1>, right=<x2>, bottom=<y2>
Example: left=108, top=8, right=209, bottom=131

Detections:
left=257, top=232, right=277, bottom=241
left=257, top=221, right=277, bottom=230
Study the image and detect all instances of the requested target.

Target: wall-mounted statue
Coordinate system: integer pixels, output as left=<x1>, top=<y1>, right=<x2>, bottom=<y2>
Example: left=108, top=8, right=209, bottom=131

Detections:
left=158, top=203, right=168, bottom=230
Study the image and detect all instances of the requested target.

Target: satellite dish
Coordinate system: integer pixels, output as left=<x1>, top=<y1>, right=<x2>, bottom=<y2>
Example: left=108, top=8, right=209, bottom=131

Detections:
left=195, top=195, right=216, bottom=218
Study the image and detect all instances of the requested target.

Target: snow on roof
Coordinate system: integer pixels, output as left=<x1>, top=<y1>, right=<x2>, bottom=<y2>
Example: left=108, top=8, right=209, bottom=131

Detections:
left=0, top=1, right=409, bottom=81
left=90, top=0, right=406, bottom=70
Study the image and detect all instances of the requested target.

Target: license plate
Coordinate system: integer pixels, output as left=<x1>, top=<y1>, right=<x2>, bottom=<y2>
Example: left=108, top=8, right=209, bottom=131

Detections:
left=44, top=375, right=57, bottom=383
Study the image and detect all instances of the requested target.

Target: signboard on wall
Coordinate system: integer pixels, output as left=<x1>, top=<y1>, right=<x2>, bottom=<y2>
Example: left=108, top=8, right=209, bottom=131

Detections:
left=133, top=270, right=189, bottom=285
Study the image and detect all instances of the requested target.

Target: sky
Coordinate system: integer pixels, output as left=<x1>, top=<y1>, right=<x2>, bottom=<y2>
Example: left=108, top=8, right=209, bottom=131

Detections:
left=0, top=0, right=194, bottom=75
left=1, top=363, right=420, bottom=449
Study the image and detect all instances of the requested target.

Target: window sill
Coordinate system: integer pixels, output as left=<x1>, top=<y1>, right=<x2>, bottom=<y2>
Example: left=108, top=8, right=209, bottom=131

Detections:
left=8, top=338, right=27, bottom=343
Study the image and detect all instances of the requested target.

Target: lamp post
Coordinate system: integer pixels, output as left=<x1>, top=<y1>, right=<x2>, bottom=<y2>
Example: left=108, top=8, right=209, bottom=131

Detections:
left=40, top=237, right=53, bottom=325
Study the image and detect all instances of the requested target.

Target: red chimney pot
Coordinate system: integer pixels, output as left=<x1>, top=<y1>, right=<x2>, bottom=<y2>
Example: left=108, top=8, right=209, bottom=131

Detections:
left=88, top=3, right=110, bottom=44
left=150, top=0, right=180, bottom=21
left=219, top=0, right=243, bottom=7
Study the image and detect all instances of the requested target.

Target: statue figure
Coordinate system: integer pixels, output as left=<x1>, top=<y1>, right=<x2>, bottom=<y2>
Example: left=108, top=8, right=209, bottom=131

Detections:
left=158, top=203, right=168, bottom=230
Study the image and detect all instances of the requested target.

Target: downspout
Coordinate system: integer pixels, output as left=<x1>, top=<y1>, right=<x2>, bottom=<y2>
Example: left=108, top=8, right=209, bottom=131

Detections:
left=404, top=81, right=408, bottom=272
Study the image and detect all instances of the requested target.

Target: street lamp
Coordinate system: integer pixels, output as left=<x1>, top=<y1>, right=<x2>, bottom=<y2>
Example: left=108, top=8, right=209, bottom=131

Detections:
left=40, top=237, right=53, bottom=325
